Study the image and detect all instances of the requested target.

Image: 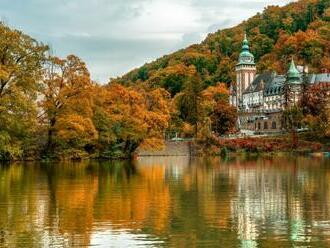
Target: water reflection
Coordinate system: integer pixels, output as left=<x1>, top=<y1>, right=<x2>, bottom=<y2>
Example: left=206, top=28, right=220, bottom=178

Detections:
left=1, top=156, right=330, bottom=247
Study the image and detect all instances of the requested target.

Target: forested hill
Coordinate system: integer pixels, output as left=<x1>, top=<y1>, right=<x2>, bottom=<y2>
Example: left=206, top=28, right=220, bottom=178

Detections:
left=115, top=0, right=330, bottom=97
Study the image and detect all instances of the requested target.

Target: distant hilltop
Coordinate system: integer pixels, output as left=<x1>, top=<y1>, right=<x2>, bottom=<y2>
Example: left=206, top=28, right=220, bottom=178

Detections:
left=113, top=0, right=330, bottom=97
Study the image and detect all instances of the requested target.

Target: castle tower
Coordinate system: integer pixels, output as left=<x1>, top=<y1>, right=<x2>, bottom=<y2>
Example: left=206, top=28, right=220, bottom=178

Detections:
left=235, top=33, right=256, bottom=107
left=285, top=58, right=302, bottom=106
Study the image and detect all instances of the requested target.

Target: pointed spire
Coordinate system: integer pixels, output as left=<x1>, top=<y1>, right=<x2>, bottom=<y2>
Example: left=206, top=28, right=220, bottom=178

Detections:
left=288, top=58, right=298, bottom=74
left=242, top=32, right=249, bottom=51
left=289, top=57, right=295, bottom=69
left=237, top=32, right=255, bottom=65
left=287, top=58, right=300, bottom=82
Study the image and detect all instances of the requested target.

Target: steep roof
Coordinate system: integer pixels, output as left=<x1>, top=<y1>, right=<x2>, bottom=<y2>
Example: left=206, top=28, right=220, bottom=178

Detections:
left=308, top=73, right=330, bottom=84
left=243, top=73, right=286, bottom=96
left=242, top=72, right=330, bottom=97
left=244, top=73, right=273, bottom=94
left=264, top=75, right=286, bottom=96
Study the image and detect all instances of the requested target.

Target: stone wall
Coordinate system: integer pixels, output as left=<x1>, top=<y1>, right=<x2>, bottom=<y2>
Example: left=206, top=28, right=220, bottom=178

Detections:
left=255, top=112, right=283, bottom=133
left=239, top=111, right=283, bottom=133
left=137, top=141, right=191, bottom=156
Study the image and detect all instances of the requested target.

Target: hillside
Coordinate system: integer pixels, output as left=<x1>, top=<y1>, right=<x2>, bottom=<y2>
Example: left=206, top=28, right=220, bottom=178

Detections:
left=114, top=0, right=330, bottom=97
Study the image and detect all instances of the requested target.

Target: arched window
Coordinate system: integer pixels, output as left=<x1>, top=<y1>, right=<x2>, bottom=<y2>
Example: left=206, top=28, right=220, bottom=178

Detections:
left=258, top=123, right=261, bottom=130
left=272, top=121, right=277, bottom=129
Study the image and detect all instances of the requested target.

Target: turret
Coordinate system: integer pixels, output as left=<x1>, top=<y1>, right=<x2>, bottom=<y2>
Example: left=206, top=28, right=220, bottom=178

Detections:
left=285, top=58, right=302, bottom=106
left=287, top=59, right=301, bottom=84
left=238, top=33, right=255, bottom=66
left=235, top=33, right=256, bottom=109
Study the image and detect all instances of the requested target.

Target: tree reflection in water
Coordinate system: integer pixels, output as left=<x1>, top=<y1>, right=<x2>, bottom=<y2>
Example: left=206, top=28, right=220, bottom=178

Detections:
left=1, top=156, right=330, bottom=247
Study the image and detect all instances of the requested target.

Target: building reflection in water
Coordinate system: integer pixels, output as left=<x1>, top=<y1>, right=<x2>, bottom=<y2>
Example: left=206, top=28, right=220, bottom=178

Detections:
left=1, top=156, right=330, bottom=247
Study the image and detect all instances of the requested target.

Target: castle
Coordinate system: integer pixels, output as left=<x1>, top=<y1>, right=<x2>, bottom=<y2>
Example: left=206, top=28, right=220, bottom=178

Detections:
left=229, top=34, right=330, bottom=133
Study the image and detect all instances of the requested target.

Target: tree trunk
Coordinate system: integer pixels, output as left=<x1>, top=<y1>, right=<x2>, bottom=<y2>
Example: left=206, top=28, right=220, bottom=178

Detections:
left=46, top=118, right=56, bottom=153
left=291, top=128, right=298, bottom=149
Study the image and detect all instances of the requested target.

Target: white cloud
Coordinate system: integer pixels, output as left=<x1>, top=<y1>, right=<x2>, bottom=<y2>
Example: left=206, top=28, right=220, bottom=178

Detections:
left=0, top=0, right=293, bottom=83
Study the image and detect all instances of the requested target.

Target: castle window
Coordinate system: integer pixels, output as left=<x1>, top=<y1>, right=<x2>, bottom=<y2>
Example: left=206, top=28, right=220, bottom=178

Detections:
left=264, top=122, right=268, bottom=130
left=272, top=121, right=277, bottom=129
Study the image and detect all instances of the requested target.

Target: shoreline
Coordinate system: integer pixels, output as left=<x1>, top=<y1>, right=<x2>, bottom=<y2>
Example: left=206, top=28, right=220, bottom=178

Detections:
left=1, top=150, right=330, bottom=163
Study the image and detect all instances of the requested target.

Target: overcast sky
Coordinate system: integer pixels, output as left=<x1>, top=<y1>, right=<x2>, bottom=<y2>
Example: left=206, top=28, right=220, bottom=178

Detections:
left=0, top=0, right=292, bottom=83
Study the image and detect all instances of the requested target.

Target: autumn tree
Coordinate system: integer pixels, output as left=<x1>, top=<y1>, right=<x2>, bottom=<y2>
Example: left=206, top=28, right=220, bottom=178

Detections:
left=181, top=50, right=217, bottom=76
left=93, top=83, right=170, bottom=158
left=40, top=55, right=97, bottom=158
left=175, top=69, right=204, bottom=136
left=300, top=83, right=329, bottom=138
left=0, top=23, right=48, bottom=160
left=211, top=57, right=236, bottom=86
left=147, top=64, right=192, bottom=97
left=202, top=84, right=237, bottom=136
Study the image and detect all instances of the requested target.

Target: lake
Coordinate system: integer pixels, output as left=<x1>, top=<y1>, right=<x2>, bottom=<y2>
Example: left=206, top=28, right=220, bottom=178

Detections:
left=1, top=156, right=330, bottom=247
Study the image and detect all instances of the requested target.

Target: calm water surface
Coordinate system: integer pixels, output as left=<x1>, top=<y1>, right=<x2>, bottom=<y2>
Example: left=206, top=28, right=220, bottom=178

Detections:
left=1, top=156, right=330, bottom=247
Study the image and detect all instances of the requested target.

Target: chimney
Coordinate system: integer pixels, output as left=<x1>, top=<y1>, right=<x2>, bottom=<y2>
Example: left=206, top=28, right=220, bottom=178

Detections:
left=297, top=65, right=305, bottom=73
left=304, top=65, right=309, bottom=74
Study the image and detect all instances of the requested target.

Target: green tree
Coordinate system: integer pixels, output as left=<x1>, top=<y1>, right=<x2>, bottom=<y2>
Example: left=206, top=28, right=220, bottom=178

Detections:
left=282, top=106, right=304, bottom=148
left=176, top=71, right=204, bottom=136
left=0, top=23, right=48, bottom=160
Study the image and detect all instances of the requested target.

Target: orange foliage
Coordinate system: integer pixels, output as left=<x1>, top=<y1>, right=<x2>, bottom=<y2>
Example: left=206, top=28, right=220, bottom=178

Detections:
left=202, top=83, right=229, bottom=101
left=41, top=55, right=97, bottom=157
left=94, top=83, right=171, bottom=153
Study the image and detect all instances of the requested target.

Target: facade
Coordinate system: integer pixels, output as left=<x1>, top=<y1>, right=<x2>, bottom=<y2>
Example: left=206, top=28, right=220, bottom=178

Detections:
left=229, top=34, right=330, bottom=133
